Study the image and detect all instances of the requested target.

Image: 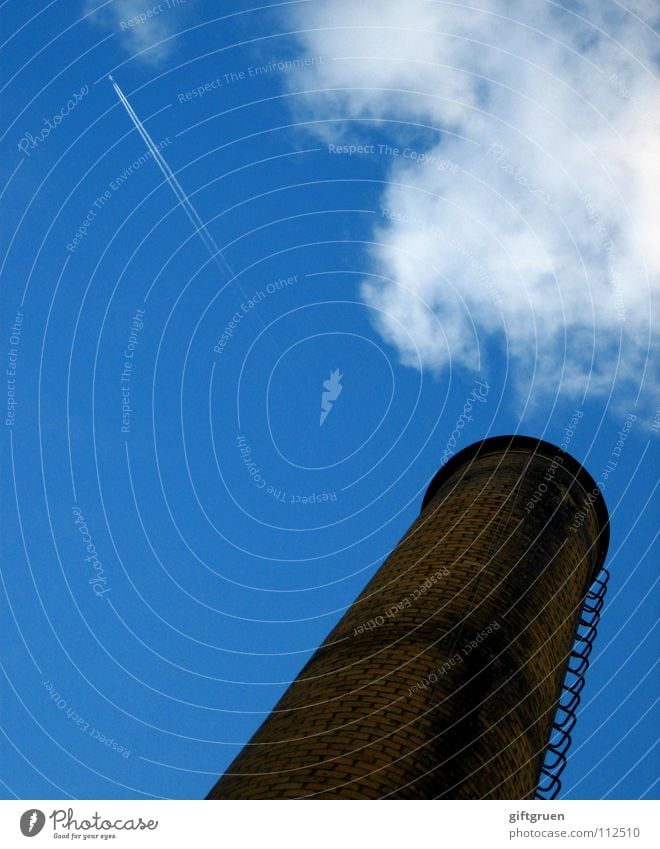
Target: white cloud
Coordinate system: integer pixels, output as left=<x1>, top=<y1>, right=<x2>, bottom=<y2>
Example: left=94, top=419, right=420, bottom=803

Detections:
left=85, top=0, right=187, bottom=65
left=284, top=0, right=659, bottom=396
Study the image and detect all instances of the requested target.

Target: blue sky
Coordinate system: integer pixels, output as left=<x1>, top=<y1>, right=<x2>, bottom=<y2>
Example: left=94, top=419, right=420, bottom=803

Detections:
left=0, top=0, right=658, bottom=800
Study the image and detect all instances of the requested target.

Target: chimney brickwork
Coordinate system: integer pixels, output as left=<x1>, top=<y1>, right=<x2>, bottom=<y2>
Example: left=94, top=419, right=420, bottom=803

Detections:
left=207, top=436, right=609, bottom=799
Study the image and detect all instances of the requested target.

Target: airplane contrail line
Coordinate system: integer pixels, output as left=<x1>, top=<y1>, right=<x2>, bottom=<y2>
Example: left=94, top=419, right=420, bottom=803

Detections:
left=109, top=75, right=235, bottom=283
left=108, top=76, right=301, bottom=389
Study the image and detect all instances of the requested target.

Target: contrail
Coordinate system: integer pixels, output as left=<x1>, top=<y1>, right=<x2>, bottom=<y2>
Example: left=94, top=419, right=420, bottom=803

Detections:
left=108, top=75, right=234, bottom=282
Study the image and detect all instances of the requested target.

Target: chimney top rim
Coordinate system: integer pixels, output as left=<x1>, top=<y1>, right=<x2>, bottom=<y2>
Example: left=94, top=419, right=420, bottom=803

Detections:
left=421, top=434, right=610, bottom=581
